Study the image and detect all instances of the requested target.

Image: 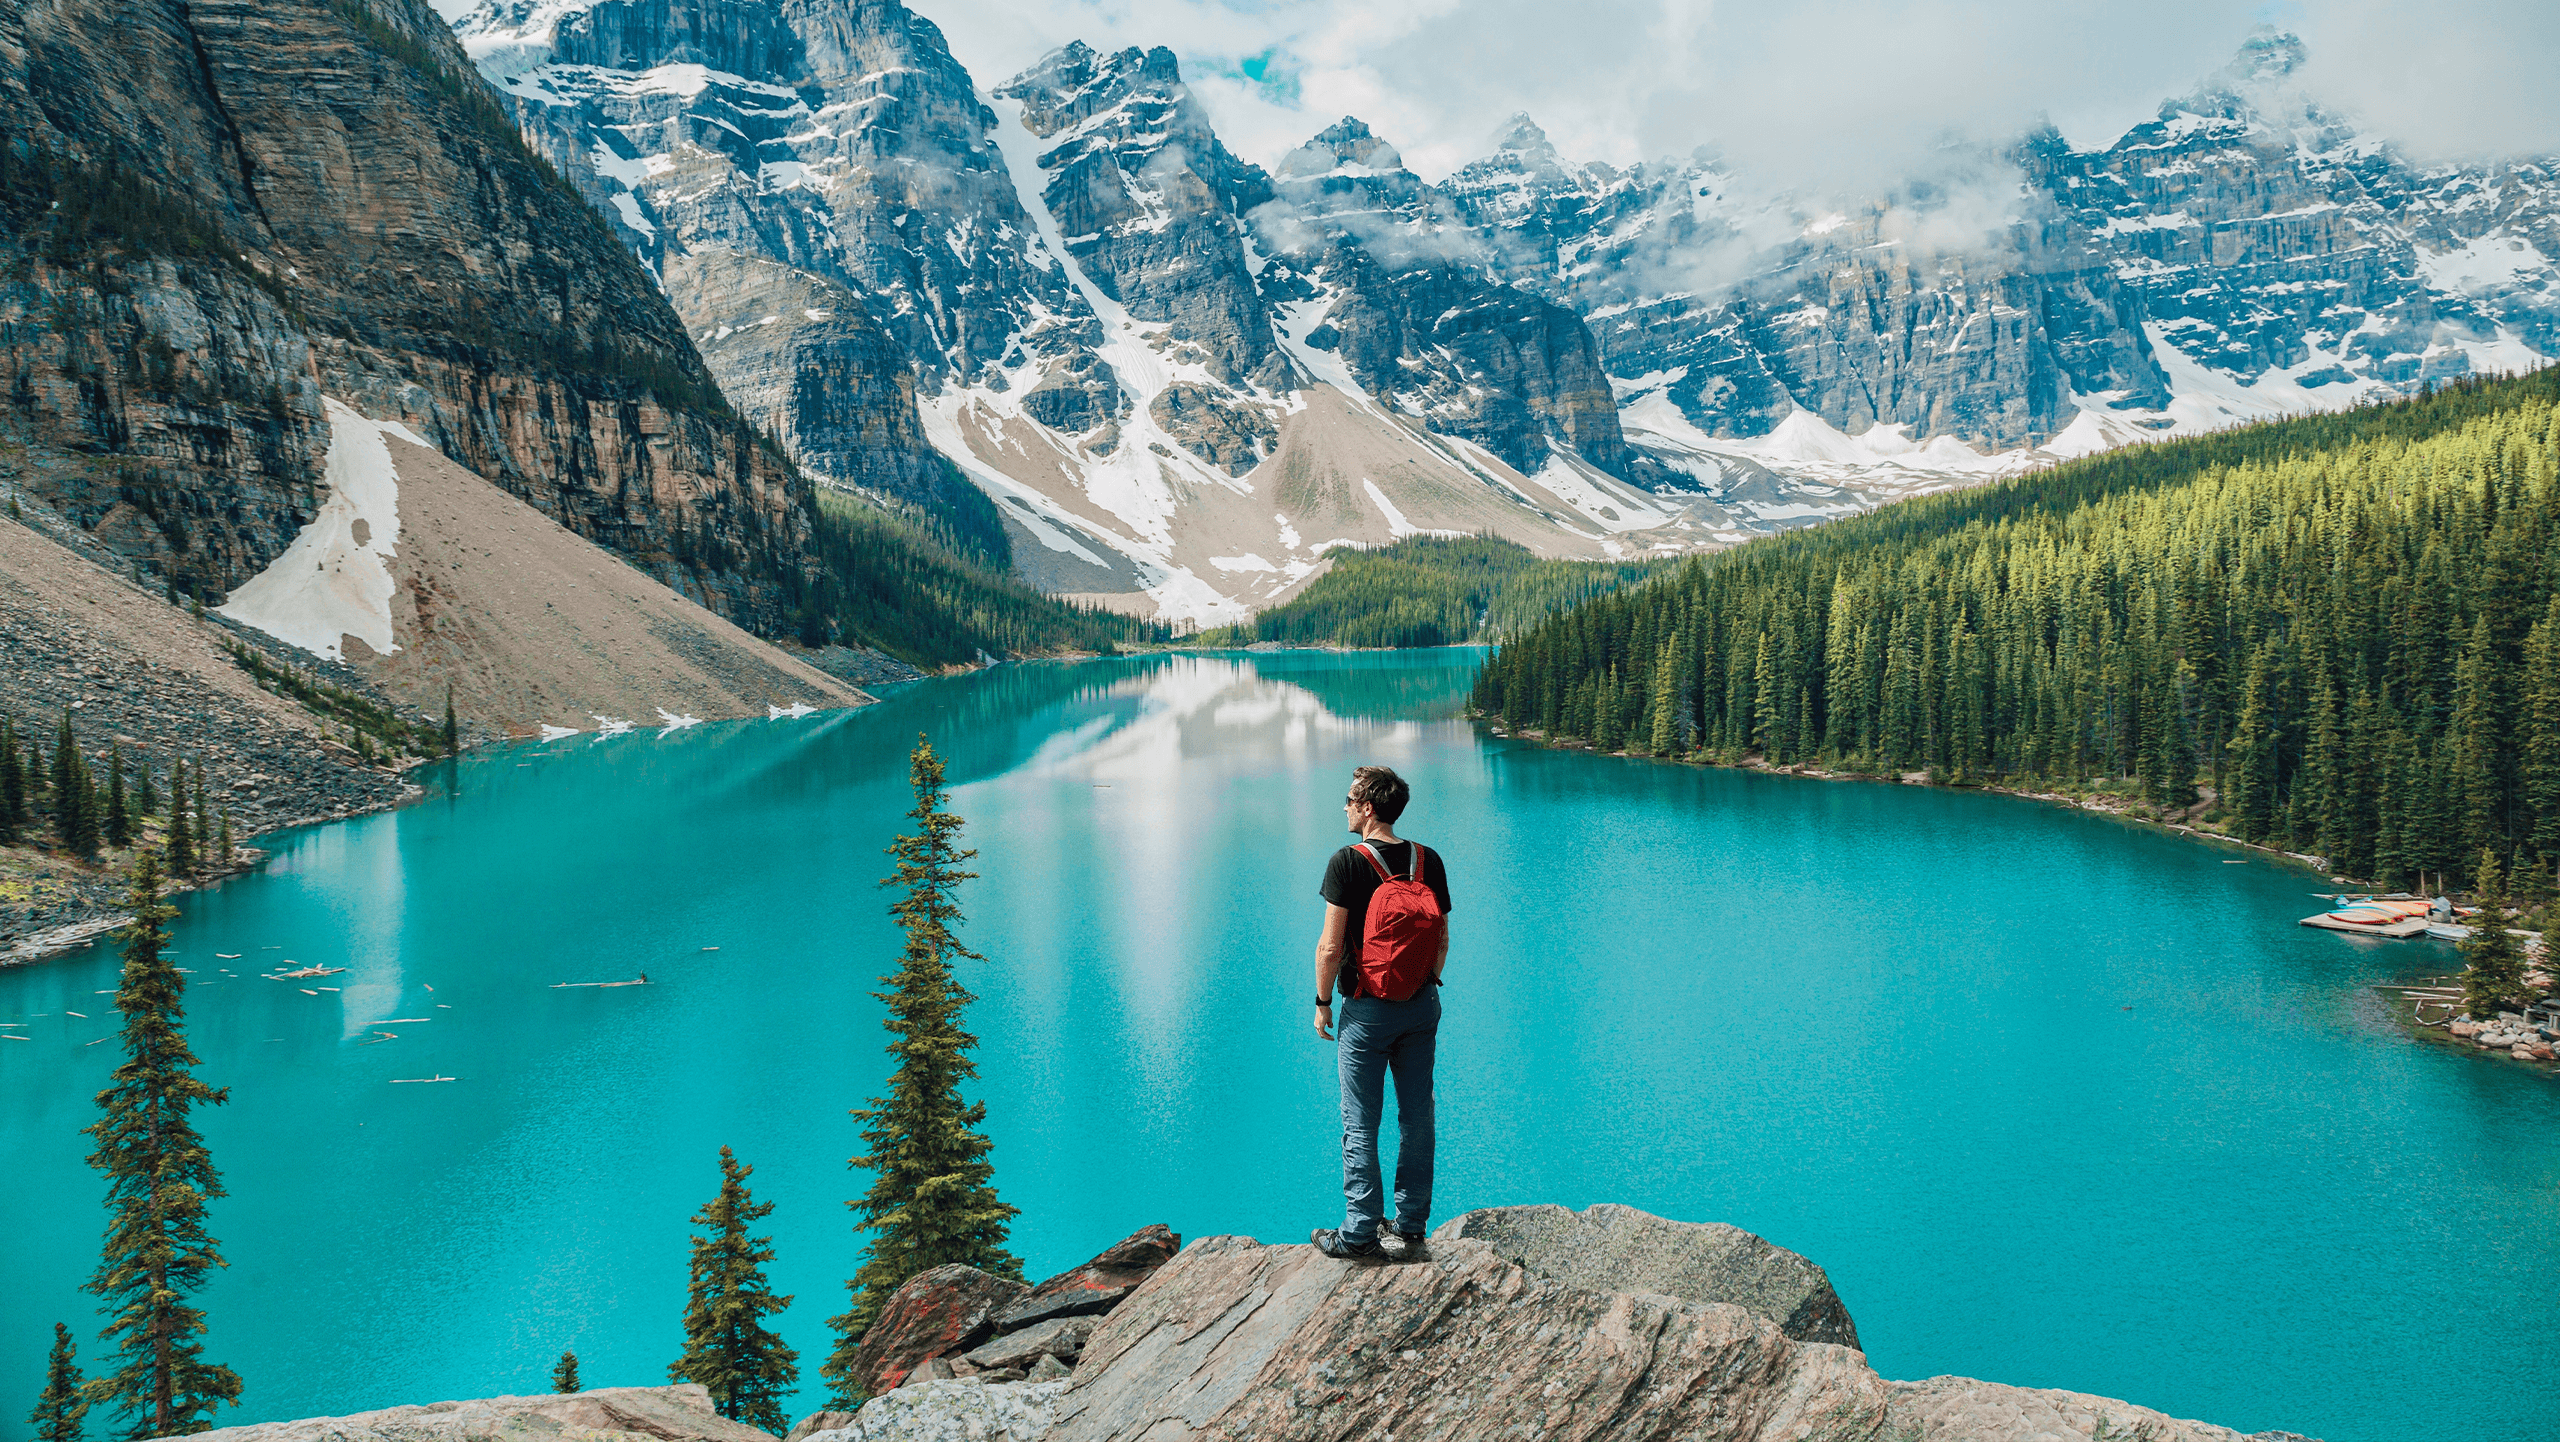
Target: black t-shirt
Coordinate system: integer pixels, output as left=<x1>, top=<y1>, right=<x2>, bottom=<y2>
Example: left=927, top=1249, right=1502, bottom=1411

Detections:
left=1320, top=838, right=1453, bottom=997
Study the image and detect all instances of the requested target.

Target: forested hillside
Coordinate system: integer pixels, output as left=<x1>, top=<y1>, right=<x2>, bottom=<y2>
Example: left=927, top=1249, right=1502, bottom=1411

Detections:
left=1473, top=371, right=2560, bottom=888
left=1204, top=537, right=1659, bottom=649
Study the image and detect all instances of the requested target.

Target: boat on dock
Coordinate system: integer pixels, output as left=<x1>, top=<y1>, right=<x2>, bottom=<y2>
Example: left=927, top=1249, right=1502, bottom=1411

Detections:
left=2301, top=910, right=2431, bottom=937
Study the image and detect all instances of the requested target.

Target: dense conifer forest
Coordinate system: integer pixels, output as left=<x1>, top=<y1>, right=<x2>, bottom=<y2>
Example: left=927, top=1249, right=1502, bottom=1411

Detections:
left=1203, top=536, right=1660, bottom=649
left=1472, top=370, right=2560, bottom=889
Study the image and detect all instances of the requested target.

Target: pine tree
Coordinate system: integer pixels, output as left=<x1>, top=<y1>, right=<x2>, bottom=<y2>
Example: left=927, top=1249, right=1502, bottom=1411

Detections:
left=56, top=713, right=101, bottom=856
left=551, top=1351, right=580, bottom=1394
left=444, top=685, right=459, bottom=758
left=821, top=737, right=1019, bottom=1405
left=193, top=768, right=209, bottom=854
left=105, top=745, right=129, bottom=849
left=669, top=1148, right=798, bottom=1431
left=0, top=715, right=24, bottom=842
left=135, top=758, right=156, bottom=820
left=31, top=1323, right=89, bottom=1442
left=2461, top=850, right=2533, bottom=1020
left=165, top=758, right=193, bottom=877
left=217, top=811, right=232, bottom=866
left=81, top=853, right=241, bottom=1439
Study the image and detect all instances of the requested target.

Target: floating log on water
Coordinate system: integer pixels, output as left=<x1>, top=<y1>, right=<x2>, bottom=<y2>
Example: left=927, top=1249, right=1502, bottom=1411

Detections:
left=388, top=1075, right=456, bottom=1084
left=552, top=975, right=650, bottom=988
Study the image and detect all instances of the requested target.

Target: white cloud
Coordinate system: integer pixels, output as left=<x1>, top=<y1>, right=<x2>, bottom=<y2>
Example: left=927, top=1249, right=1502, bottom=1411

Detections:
left=435, top=0, right=2560, bottom=191
left=907, top=0, right=2557, bottom=189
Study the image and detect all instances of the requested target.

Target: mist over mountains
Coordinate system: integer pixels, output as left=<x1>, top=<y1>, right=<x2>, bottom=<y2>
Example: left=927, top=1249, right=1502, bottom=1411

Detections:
left=453, top=0, right=2560, bottom=623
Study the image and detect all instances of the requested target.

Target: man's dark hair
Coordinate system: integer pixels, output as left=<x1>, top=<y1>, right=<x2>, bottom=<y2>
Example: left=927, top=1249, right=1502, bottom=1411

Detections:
left=1350, top=765, right=1410, bottom=824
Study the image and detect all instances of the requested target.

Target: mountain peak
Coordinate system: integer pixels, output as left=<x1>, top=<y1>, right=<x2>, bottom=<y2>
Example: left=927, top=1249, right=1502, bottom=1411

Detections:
left=1277, top=116, right=1407, bottom=179
left=1490, top=112, right=1551, bottom=154
left=2230, top=27, right=2308, bottom=83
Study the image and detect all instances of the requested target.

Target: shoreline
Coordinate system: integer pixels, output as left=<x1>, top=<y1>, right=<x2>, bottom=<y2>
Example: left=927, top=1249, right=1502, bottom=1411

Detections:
left=0, top=784, right=417, bottom=968
left=1477, top=721, right=2334, bottom=875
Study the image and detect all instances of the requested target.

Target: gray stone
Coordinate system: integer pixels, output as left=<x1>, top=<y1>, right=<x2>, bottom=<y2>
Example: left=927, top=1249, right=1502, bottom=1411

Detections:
left=1432, top=1202, right=1862, bottom=1348
left=1026, top=1354, right=1071, bottom=1383
left=963, top=1315, right=1095, bottom=1371
left=155, top=1386, right=779, bottom=1442
left=801, top=1379, right=1065, bottom=1442
left=781, top=1413, right=855, bottom=1442
left=1038, top=1231, right=2308, bottom=1442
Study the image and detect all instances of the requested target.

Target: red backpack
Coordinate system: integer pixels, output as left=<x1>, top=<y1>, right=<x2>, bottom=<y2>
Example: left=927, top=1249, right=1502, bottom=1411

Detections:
left=1353, top=842, right=1444, bottom=1001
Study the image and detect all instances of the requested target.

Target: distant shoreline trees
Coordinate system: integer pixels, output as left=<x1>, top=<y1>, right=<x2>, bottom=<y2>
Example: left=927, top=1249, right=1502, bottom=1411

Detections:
left=1474, top=370, right=2560, bottom=890
left=821, top=736, right=1020, bottom=1406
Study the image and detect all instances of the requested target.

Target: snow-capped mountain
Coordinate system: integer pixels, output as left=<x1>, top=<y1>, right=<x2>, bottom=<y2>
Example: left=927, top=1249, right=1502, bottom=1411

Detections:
left=453, top=6, right=2557, bottom=625
left=1448, top=32, right=2554, bottom=480
left=459, top=0, right=1717, bottom=625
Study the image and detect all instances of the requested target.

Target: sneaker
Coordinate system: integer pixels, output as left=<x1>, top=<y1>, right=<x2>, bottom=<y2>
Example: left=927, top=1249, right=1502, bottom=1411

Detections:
left=1310, top=1227, right=1383, bottom=1260
left=1383, top=1225, right=1427, bottom=1259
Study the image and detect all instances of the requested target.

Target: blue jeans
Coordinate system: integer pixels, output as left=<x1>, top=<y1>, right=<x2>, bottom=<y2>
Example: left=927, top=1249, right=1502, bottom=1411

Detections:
left=1337, top=990, right=1440, bottom=1241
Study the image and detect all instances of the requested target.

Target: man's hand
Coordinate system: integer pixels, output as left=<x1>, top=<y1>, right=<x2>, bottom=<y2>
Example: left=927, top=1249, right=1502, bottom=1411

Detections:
left=1314, top=1003, right=1333, bottom=1040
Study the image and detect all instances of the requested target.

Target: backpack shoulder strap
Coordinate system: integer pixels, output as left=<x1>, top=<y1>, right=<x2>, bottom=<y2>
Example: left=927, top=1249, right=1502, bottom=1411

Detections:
left=1405, top=842, right=1427, bottom=881
left=1354, top=842, right=1394, bottom=882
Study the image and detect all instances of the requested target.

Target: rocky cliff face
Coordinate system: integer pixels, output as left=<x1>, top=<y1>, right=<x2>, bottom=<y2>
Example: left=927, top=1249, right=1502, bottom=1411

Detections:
left=459, top=0, right=1690, bottom=625
left=465, top=0, right=1035, bottom=545
left=1258, top=117, right=1631, bottom=478
left=0, top=0, right=809, bottom=630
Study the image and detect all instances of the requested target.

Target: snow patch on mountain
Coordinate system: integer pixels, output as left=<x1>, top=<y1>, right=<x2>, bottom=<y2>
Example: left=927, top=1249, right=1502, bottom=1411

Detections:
left=218, top=399, right=423, bottom=661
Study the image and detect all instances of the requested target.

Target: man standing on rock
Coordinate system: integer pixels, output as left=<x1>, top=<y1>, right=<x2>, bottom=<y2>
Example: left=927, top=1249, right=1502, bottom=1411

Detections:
left=1311, top=765, right=1451, bottom=1260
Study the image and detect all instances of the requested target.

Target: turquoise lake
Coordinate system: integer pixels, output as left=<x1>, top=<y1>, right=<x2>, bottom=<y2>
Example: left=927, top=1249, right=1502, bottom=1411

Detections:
left=4, top=650, right=2557, bottom=1442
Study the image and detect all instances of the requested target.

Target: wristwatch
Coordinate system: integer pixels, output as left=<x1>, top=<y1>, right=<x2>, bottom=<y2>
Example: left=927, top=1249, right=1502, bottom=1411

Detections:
left=1315, top=995, right=1332, bottom=1007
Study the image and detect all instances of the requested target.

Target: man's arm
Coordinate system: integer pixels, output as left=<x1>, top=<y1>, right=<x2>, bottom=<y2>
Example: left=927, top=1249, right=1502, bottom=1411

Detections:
left=1314, top=903, right=1350, bottom=1039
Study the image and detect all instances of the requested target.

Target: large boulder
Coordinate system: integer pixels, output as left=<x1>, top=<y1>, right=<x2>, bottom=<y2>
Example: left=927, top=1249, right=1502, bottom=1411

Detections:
left=1039, top=1233, right=2314, bottom=1442
left=1433, top=1203, right=1861, bottom=1348
left=839, top=1264, right=1032, bottom=1398
left=802, top=1378, right=1064, bottom=1442
left=1043, top=1234, right=1886, bottom=1440
left=154, top=1387, right=778, bottom=1442
left=1884, top=1377, right=2320, bottom=1442
left=994, top=1224, right=1183, bottom=1332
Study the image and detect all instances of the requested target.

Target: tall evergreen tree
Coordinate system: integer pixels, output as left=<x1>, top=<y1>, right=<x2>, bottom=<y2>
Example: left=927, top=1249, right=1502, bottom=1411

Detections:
left=668, top=1148, right=798, bottom=1431
left=551, top=1351, right=580, bottom=1394
left=165, top=759, right=193, bottom=877
left=135, top=758, right=156, bottom=820
left=0, top=715, right=24, bottom=842
left=57, top=714, right=99, bottom=857
left=81, top=854, right=241, bottom=1438
left=2460, top=850, right=2533, bottom=1020
left=193, top=768, right=209, bottom=856
left=217, top=811, right=232, bottom=867
left=820, top=737, right=1019, bottom=1405
left=31, top=1323, right=89, bottom=1442
left=105, top=745, right=129, bottom=849
left=443, top=685, right=460, bottom=758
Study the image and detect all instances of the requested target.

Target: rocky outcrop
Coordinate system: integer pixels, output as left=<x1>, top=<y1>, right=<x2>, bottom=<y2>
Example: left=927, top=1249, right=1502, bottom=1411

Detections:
left=1031, top=1212, right=2312, bottom=1442
left=802, top=1378, right=1065, bottom=1442
left=0, top=0, right=808, bottom=631
left=994, top=1222, right=1181, bottom=1331
left=839, top=1264, right=1032, bottom=1398
left=1434, top=1203, right=1860, bottom=1348
left=842, top=1226, right=1184, bottom=1397
left=156, top=1386, right=777, bottom=1442
left=1046, top=1232, right=1887, bottom=1441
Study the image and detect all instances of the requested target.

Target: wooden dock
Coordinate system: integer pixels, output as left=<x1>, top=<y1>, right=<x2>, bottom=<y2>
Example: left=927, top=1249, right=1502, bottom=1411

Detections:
left=2300, top=913, right=2431, bottom=938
